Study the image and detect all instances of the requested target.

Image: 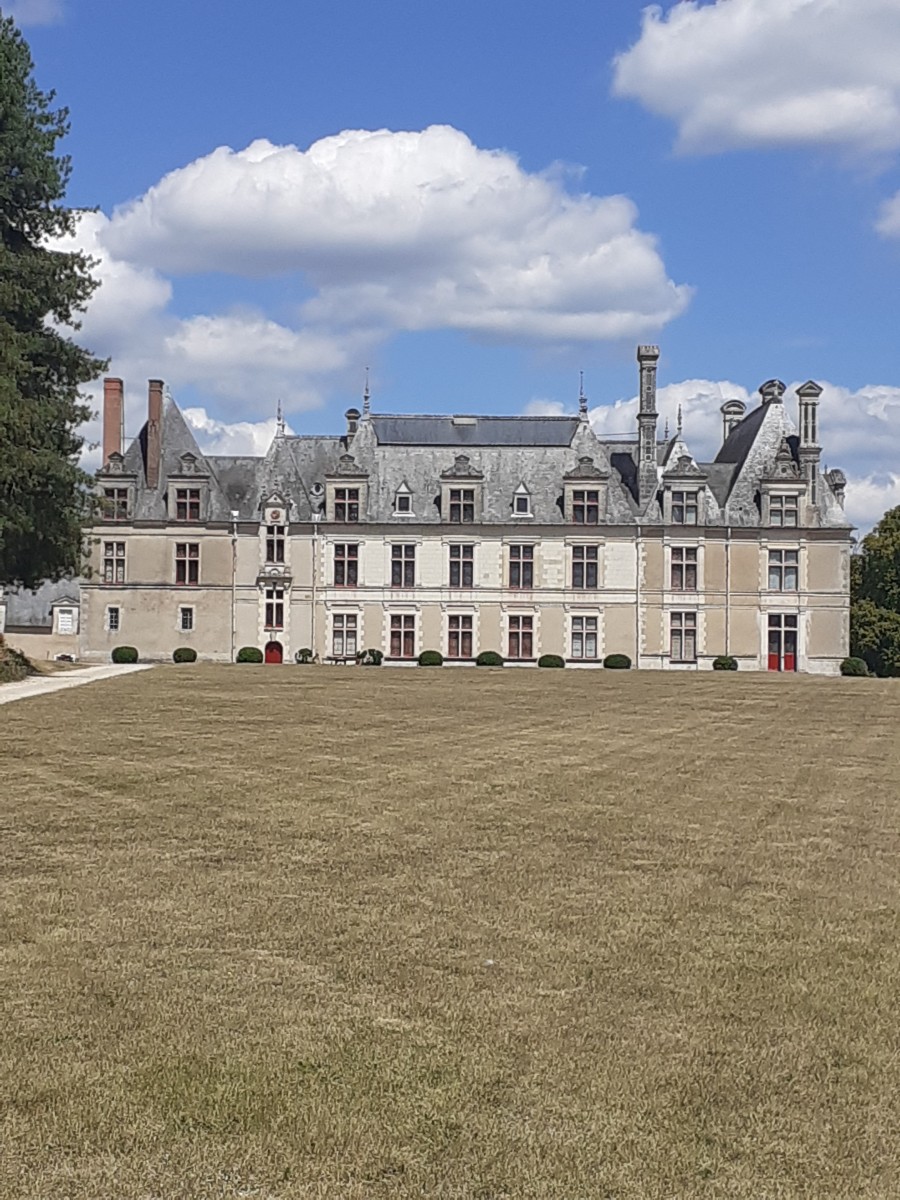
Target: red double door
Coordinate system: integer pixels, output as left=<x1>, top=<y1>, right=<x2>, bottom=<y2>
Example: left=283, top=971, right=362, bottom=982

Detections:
left=767, top=615, right=797, bottom=672
left=264, top=641, right=283, bottom=664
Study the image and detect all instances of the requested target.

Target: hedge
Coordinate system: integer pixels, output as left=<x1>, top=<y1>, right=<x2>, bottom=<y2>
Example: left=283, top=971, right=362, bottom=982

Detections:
left=295, top=647, right=313, bottom=663
left=476, top=650, right=504, bottom=667
left=418, top=649, right=444, bottom=666
left=712, top=655, right=738, bottom=671
left=357, top=648, right=384, bottom=666
left=537, top=654, right=565, bottom=668
left=172, top=647, right=197, bottom=663
left=840, top=656, right=870, bottom=677
left=111, top=646, right=138, bottom=664
left=236, top=646, right=263, bottom=663
left=603, top=653, right=631, bottom=670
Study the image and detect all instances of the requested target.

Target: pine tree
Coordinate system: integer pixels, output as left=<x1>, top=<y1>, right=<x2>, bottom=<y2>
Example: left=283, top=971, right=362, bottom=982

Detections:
left=0, top=13, right=106, bottom=589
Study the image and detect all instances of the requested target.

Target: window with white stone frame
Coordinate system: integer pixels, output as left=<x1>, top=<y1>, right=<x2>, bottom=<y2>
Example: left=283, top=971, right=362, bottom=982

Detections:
left=106, top=606, right=121, bottom=633
left=670, top=611, right=697, bottom=662
left=671, top=546, right=698, bottom=591
left=390, top=613, right=416, bottom=658
left=447, top=614, right=473, bottom=659
left=768, top=549, right=799, bottom=591
left=769, top=494, right=799, bottom=528
left=671, top=491, right=699, bottom=526
left=103, top=541, right=125, bottom=584
left=179, top=606, right=194, bottom=632
left=332, top=613, right=358, bottom=658
left=572, top=546, right=598, bottom=588
left=571, top=615, right=598, bottom=660
left=507, top=615, right=534, bottom=659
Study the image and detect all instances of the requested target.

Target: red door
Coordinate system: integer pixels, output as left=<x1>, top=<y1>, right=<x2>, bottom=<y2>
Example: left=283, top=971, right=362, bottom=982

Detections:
left=768, top=616, right=798, bottom=672
left=783, top=629, right=797, bottom=673
left=767, top=629, right=781, bottom=672
left=264, top=640, right=283, bottom=664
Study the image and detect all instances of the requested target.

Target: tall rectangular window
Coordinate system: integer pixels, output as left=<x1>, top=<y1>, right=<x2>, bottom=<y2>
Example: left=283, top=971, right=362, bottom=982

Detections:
left=175, top=488, right=201, bottom=521
left=508, top=615, right=534, bottom=659
left=334, top=544, right=358, bottom=586
left=768, top=549, right=799, bottom=591
left=332, top=614, right=358, bottom=658
left=671, top=547, right=698, bottom=591
left=102, top=487, right=128, bottom=521
left=448, top=488, right=475, bottom=523
left=670, top=611, right=697, bottom=662
left=175, top=542, right=199, bottom=585
left=571, top=616, right=598, bottom=660
left=334, top=488, right=360, bottom=522
left=265, top=587, right=284, bottom=629
left=390, top=614, right=416, bottom=658
left=103, top=541, right=125, bottom=584
left=266, top=525, right=285, bottom=563
left=509, top=545, right=534, bottom=588
left=448, top=614, right=473, bottom=659
left=770, top=495, right=799, bottom=528
left=179, top=607, right=194, bottom=632
left=449, top=544, right=474, bottom=587
left=572, top=490, right=600, bottom=525
left=572, top=546, right=598, bottom=588
left=768, top=613, right=799, bottom=672
left=672, top=491, right=698, bottom=525
left=106, top=606, right=120, bottom=632
left=391, top=544, right=416, bottom=587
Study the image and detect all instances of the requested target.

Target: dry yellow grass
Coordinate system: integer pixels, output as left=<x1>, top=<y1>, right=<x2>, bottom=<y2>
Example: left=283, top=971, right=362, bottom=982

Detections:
left=1, top=665, right=899, bottom=1199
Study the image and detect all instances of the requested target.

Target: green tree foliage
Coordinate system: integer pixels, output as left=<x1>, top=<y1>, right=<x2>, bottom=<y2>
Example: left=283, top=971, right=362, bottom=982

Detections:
left=850, top=506, right=900, bottom=676
left=0, top=15, right=106, bottom=588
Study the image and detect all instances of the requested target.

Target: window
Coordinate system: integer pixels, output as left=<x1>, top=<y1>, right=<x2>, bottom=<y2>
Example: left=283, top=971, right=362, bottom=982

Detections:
left=768, top=549, right=799, bottom=591
left=449, top=488, right=475, bottom=523
left=57, top=608, right=76, bottom=635
left=394, top=489, right=412, bottom=515
left=391, top=544, right=416, bottom=587
left=508, top=615, right=534, bottom=659
left=390, top=613, right=416, bottom=658
left=768, top=613, right=799, bottom=672
left=671, top=547, right=698, bottom=591
left=572, top=546, right=598, bottom=589
left=670, top=611, right=697, bottom=662
left=449, top=544, right=474, bottom=587
left=179, top=607, right=194, bottom=632
left=265, top=586, right=284, bottom=629
left=175, top=542, right=199, bottom=585
left=103, top=541, right=125, bottom=584
left=448, top=614, right=473, bottom=659
left=175, top=488, right=201, bottom=522
left=335, top=487, right=360, bottom=522
left=571, top=616, right=598, bottom=660
left=572, top=489, right=600, bottom=525
left=513, top=490, right=531, bottom=517
left=770, top=494, right=799, bottom=528
left=266, top=525, right=285, bottom=563
left=334, top=544, right=358, bottom=586
left=102, top=487, right=128, bottom=521
left=672, top=491, right=698, bottom=526
left=509, top=545, right=534, bottom=589
left=332, top=614, right=358, bottom=658
left=106, top=606, right=120, bottom=632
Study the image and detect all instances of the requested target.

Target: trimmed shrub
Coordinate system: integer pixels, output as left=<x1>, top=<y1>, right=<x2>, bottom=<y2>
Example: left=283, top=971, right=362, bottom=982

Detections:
left=295, top=647, right=313, bottom=663
left=172, top=647, right=197, bottom=663
left=111, top=646, right=138, bottom=664
left=476, top=650, right=504, bottom=667
left=0, top=641, right=33, bottom=683
left=538, top=654, right=565, bottom=668
left=603, top=653, right=631, bottom=670
left=840, top=656, right=870, bottom=677
left=712, top=655, right=738, bottom=671
left=236, top=646, right=263, bottom=663
left=357, top=648, right=384, bottom=666
left=418, top=649, right=444, bottom=666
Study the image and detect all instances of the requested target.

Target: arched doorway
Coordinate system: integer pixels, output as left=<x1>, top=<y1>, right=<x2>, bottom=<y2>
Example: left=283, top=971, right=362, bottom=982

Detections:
left=264, top=640, right=283, bottom=664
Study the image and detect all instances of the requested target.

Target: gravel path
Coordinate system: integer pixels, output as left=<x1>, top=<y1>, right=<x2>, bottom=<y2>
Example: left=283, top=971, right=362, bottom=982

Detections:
left=0, top=663, right=152, bottom=707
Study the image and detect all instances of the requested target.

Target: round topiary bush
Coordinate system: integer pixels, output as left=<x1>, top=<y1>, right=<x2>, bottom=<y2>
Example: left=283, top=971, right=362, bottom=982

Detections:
left=111, top=646, right=138, bottom=664
left=840, top=656, right=870, bottom=677
left=418, top=649, right=444, bottom=666
left=295, top=647, right=313, bottom=663
left=712, top=655, right=738, bottom=671
left=603, top=653, right=631, bottom=670
left=236, top=646, right=263, bottom=663
left=357, top=648, right=384, bottom=666
left=476, top=650, right=504, bottom=667
left=172, top=647, right=197, bottom=663
left=538, top=654, right=565, bottom=668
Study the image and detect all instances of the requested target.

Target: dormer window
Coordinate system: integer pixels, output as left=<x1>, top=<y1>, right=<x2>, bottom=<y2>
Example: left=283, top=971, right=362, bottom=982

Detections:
left=335, top=487, right=360, bottom=522
left=770, top=494, right=799, bottom=528
left=513, top=485, right=532, bottom=518
left=572, top=490, right=600, bottom=525
left=440, top=455, right=483, bottom=524
left=672, top=490, right=699, bottom=526
left=175, top=487, right=201, bottom=521
left=394, top=484, right=413, bottom=516
left=102, top=487, right=129, bottom=522
left=449, top=488, right=475, bottom=523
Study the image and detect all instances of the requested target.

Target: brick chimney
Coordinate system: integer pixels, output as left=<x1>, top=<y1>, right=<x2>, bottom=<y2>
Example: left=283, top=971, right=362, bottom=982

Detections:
left=102, top=377, right=124, bottom=466
left=146, top=379, right=164, bottom=489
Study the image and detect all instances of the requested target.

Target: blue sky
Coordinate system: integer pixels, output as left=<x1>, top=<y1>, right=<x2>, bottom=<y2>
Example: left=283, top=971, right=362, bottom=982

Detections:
left=10, top=0, right=900, bottom=528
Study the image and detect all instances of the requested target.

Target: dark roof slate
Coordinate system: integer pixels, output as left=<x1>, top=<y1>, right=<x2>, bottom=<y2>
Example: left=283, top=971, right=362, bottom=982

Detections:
left=371, top=414, right=580, bottom=447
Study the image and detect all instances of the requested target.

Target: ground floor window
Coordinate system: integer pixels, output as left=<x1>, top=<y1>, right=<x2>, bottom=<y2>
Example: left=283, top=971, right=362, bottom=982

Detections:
left=448, top=614, right=473, bottom=659
left=670, top=611, right=697, bottom=662
left=390, top=614, right=416, bottom=658
left=571, top=615, right=598, bottom=660
left=508, top=615, right=533, bottom=660
left=265, top=587, right=284, bottom=630
left=333, top=613, right=358, bottom=658
left=768, top=613, right=798, bottom=671
left=179, top=606, right=194, bottom=632
left=106, top=606, right=120, bottom=632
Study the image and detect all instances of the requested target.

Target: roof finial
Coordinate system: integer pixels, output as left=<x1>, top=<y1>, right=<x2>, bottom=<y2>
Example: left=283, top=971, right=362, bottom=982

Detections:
left=578, top=371, right=588, bottom=419
left=664, top=416, right=669, bottom=440
left=276, top=398, right=285, bottom=437
left=363, top=366, right=371, bottom=418
left=676, top=402, right=683, bottom=435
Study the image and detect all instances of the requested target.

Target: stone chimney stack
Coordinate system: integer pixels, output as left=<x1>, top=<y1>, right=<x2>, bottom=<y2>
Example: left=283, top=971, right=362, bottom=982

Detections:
left=796, top=380, right=823, bottom=505
left=102, top=377, right=124, bottom=466
left=345, top=407, right=360, bottom=437
left=720, top=399, right=746, bottom=443
left=636, top=345, right=660, bottom=504
left=146, top=379, right=164, bottom=490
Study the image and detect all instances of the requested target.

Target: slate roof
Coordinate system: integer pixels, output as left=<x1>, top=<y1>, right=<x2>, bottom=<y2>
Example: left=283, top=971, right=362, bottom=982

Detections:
left=371, top=414, right=582, bottom=447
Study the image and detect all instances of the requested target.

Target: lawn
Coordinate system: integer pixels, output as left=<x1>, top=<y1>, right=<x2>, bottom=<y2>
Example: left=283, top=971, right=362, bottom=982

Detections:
left=2, top=666, right=899, bottom=1199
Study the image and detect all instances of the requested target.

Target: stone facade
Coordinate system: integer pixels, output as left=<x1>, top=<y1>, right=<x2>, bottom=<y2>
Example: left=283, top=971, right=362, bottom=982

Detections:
left=12, top=348, right=852, bottom=671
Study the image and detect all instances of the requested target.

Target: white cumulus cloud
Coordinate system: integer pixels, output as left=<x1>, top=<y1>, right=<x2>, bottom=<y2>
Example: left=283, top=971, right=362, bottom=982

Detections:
left=5, top=0, right=64, bottom=25
left=613, top=0, right=900, bottom=158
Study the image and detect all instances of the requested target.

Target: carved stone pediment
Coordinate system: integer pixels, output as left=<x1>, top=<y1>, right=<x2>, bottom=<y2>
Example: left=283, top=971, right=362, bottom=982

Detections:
left=765, top=439, right=801, bottom=480
left=327, top=453, right=368, bottom=479
left=441, top=454, right=483, bottom=480
left=564, top=455, right=608, bottom=481
left=663, top=454, right=706, bottom=480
